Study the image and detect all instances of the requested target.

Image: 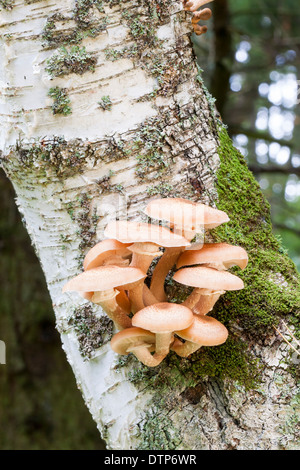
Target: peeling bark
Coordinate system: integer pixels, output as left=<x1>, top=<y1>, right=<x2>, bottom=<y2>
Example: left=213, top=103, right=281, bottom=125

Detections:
left=1, top=1, right=299, bottom=450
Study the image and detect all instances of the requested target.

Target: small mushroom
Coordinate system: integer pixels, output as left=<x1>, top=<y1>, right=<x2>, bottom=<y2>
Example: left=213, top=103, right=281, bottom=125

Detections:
left=83, top=239, right=131, bottom=271
left=193, top=24, right=208, bottom=36
left=132, top=302, right=194, bottom=356
left=62, top=265, right=146, bottom=328
left=171, top=315, right=228, bottom=357
left=110, top=327, right=166, bottom=367
left=177, top=243, right=248, bottom=271
left=173, top=266, right=244, bottom=314
left=181, top=0, right=214, bottom=13
left=144, top=198, right=229, bottom=301
left=192, top=9, right=212, bottom=35
left=192, top=8, right=212, bottom=23
left=80, top=239, right=132, bottom=300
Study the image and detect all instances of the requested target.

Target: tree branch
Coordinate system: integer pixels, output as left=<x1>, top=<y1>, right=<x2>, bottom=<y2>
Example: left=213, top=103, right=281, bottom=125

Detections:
left=229, top=126, right=295, bottom=148
left=248, top=164, right=300, bottom=176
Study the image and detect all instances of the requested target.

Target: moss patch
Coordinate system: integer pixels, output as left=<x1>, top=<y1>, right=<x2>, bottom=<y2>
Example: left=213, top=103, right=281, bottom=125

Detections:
left=212, top=125, right=300, bottom=339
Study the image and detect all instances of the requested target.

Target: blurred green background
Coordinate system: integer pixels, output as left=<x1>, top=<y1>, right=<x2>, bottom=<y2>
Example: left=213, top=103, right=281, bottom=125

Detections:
left=0, top=0, right=299, bottom=450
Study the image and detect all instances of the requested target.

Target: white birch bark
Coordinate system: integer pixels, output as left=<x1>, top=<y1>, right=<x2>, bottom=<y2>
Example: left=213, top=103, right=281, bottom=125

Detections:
left=1, top=0, right=299, bottom=450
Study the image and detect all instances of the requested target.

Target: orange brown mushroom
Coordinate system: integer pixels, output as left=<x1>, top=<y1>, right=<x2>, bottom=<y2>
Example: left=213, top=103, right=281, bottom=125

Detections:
left=175, top=243, right=247, bottom=314
left=110, top=328, right=166, bottom=367
left=62, top=265, right=146, bottom=330
left=62, top=197, right=247, bottom=367
left=173, top=266, right=244, bottom=314
left=79, top=238, right=132, bottom=302
left=132, top=302, right=194, bottom=355
left=181, top=0, right=214, bottom=12
left=181, top=0, right=214, bottom=36
left=171, top=315, right=228, bottom=357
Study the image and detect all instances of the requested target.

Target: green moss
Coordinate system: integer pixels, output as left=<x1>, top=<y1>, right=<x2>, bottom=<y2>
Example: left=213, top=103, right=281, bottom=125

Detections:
left=45, top=46, right=97, bottom=78
left=48, top=87, right=72, bottom=115
left=212, top=125, right=300, bottom=338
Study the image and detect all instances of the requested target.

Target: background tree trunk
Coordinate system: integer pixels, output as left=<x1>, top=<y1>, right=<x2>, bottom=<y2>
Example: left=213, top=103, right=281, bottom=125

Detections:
left=1, top=1, right=299, bottom=450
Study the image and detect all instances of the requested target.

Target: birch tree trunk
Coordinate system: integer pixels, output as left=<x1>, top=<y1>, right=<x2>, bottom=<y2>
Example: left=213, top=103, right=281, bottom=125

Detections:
left=1, top=0, right=299, bottom=450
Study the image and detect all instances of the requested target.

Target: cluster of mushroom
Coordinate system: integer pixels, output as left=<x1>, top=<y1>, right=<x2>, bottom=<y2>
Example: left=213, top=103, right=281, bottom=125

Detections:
left=181, top=0, right=214, bottom=36
left=63, top=197, right=248, bottom=367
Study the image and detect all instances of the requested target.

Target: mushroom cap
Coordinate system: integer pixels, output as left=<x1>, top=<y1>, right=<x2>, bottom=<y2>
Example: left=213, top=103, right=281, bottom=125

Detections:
left=192, top=8, right=212, bottom=23
left=173, top=266, right=244, bottom=291
left=176, top=315, right=228, bottom=346
left=110, top=327, right=156, bottom=355
left=183, top=0, right=214, bottom=11
left=83, top=239, right=131, bottom=271
left=132, top=302, right=194, bottom=333
left=144, top=198, right=229, bottom=230
left=62, top=265, right=146, bottom=293
left=177, top=243, right=248, bottom=270
left=104, top=220, right=190, bottom=247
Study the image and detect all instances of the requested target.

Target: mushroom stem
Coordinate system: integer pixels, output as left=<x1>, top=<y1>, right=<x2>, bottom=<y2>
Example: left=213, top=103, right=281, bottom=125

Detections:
left=92, top=289, right=132, bottom=330
left=130, top=251, right=154, bottom=273
left=182, top=288, right=203, bottom=310
left=150, top=247, right=185, bottom=302
left=127, top=280, right=146, bottom=314
left=127, top=344, right=166, bottom=367
left=171, top=338, right=202, bottom=358
left=193, top=290, right=225, bottom=315
left=155, top=331, right=174, bottom=356
left=143, top=284, right=159, bottom=306
left=129, top=243, right=162, bottom=276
